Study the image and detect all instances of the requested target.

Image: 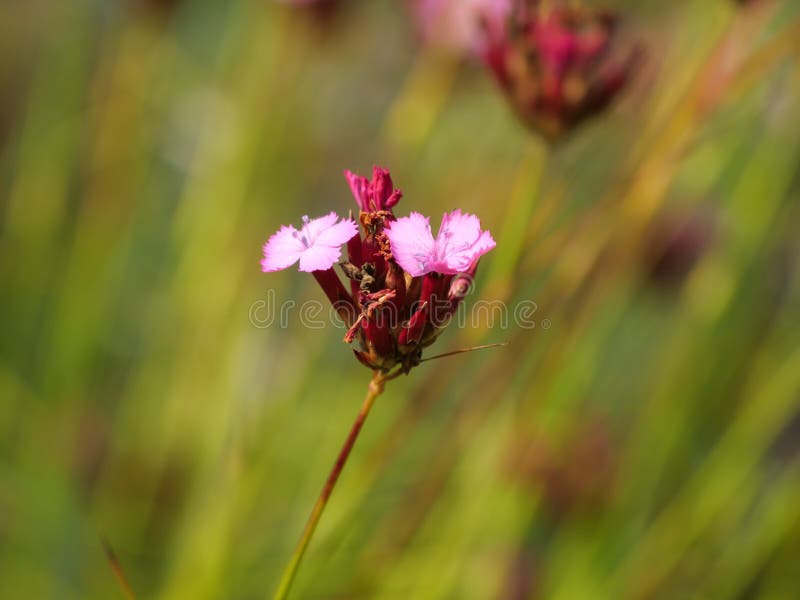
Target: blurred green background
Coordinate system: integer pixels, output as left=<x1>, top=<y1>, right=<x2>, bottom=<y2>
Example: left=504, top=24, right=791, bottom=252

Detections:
left=2, top=0, right=800, bottom=598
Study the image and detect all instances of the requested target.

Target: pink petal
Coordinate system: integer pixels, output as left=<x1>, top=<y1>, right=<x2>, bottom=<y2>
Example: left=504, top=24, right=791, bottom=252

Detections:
left=262, top=212, right=358, bottom=273
left=261, top=225, right=305, bottom=272
left=313, top=215, right=359, bottom=248
left=437, top=209, right=481, bottom=243
left=435, top=209, right=496, bottom=274
left=385, top=212, right=436, bottom=277
left=300, top=212, right=339, bottom=243
left=298, top=245, right=343, bottom=272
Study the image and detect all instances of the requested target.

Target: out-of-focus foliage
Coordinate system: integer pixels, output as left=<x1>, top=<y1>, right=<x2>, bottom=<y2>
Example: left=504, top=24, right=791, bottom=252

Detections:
left=1, top=0, right=799, bottom=598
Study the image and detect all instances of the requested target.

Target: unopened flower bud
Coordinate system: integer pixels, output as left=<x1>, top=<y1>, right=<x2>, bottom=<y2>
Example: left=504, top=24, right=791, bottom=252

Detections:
left=482, top=1, right=641, bottom=142
left=372, top=167, right=393, bottom=207
left=448, top=274, right=473, bottom=301
left=399, top=304, right=429, bottom=347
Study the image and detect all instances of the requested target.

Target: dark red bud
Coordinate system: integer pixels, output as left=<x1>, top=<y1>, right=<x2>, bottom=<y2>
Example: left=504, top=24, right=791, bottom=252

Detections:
left=346, top=217, right=363, bottom=267
left=448, top=274, right=473, bottom=301
left=385, top=189, right=402, bottom=210
left=346, top=229, right=364, bottom=298
left=372, top=166, right=393, bottom=210
left=399, top=303, right=428, bottom=347
left=312, top=269, right=355, bottom=325
left=344, top=170, right=370, bottom=212
left=419, top=273, right=438, bottom=305
left=364, top=311, right=394, bottom=357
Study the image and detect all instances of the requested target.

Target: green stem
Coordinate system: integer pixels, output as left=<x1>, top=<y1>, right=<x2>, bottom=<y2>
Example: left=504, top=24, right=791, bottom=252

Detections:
left=101, top=536, right=136, bottom=600
left=271, top=372, right=387, bottom=600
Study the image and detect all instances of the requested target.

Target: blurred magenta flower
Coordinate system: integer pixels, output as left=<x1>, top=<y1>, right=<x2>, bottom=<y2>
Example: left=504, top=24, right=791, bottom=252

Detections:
left=410, top=0, right=511, bottom=56
left=482, top=1, right=640, bottom=141
left=386, top=210, right=496, bottom=277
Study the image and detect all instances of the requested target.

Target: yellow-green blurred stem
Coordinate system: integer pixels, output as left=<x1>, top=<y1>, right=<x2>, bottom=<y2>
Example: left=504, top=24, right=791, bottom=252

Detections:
left=271, top=372, right=387, bottom=600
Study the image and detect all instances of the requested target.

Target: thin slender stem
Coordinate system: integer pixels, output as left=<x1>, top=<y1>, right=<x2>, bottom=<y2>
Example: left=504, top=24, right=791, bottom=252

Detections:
left=271, top=372, right=387, bottom=600
left=420, top=342, right=509, bottom=363
left=101, top=536, right=136, bottom=600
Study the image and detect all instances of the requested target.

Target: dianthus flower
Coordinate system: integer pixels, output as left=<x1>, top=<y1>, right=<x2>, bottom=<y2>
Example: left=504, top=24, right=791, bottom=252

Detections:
left=339, top=168, right=495, bottom=372
left=261, top=213, right=358, bottom=273
left=386, top=210, right=496, bottom=277
left=264, top=167, right=497, bottom=600
left=482, top=0, right=641, bottom=141
left=262, top=166, right=496, bottom=374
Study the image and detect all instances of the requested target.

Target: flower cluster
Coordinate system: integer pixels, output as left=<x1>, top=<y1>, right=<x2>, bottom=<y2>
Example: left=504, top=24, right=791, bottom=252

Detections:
left=482, top=1, right=640, bottom=142
left=262, top=167, right=496, bottom=373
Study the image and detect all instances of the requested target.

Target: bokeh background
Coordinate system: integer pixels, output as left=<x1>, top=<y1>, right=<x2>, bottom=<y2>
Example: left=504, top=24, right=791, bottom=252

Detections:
left=2, top=0, right=800, bottom=598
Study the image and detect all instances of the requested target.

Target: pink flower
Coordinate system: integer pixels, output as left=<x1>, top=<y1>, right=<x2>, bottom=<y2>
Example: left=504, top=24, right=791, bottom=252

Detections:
left=385, top=209, right=496, bottom=277
left=261, top=212, right=358, bottom=273
left=260, top=167, right=497, bottom=374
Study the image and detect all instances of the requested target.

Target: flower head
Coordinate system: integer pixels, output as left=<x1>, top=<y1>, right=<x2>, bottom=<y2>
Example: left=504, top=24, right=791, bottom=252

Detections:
left=261, top=212, right=358, bottom=273
left=341, top=195, right=496, bottom=373
left=261, top=168, right=496, bottom=376
left=385, top=210, right=496, bottom=277
left=483, top=1, right=640, bottom=141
